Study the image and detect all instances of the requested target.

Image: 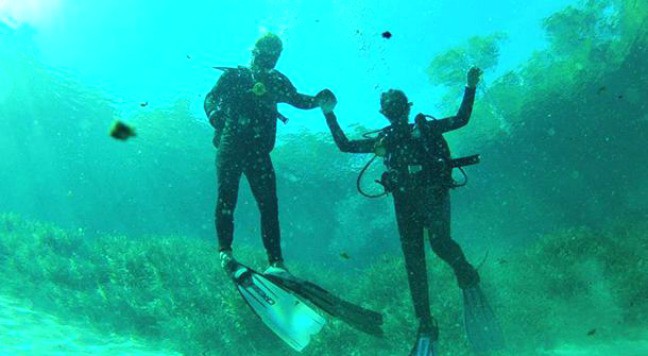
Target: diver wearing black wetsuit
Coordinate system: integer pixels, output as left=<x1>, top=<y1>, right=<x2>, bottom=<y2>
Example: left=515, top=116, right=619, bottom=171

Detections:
left=204, top=33, right=331, bottom=270
left=322, top=67, right=483, bottom=345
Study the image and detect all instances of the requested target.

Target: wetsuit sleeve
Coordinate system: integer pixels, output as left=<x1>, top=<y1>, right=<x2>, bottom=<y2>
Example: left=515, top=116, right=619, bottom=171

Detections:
left=275, top=72, right=319, bottom=109
left=324, top=112, right=376, bottom=153
left=204, top=70, right=236, bottom=131
left=428, top=86, right=476, bottom=133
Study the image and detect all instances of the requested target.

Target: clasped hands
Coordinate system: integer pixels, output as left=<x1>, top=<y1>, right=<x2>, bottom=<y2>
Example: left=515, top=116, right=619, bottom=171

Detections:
left=316, top=89, right=337, bottom=114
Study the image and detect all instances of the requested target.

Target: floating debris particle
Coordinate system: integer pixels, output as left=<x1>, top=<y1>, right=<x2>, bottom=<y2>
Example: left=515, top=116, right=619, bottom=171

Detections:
left=110, top=121, right=136, bottom=141
left=382, top=31, right=392, bottom=39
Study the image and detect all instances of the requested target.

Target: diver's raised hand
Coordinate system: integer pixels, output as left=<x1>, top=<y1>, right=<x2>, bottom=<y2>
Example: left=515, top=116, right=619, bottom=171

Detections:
left=467, top=66, right=483, bottom=88
left=316, top=89, right=337, bottom=114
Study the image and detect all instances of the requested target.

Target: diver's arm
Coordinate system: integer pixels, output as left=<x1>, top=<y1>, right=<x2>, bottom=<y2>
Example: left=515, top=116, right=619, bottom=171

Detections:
left=286, top=89, right=342, bottom=110
left=204, top=89, right=225, bottom=148
left=204, top=71, right=236, bottom=147
left=429, top=86, right=476, bottom=132
left=204, top=89, right=223, bottom=130
left=274, top=72, right=320, bottom=109
left=204, top=70, right=235, bottom=130
left=324, top=112, right=376, bottom=153
left=286, top=92, right=320, bottom=109
left=429, top=66, right=482, bottom=133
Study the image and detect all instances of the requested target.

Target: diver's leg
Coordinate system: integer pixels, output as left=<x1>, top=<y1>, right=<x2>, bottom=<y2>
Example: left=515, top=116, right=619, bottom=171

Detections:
left=393, top=193, right=438, bottom=337
left=425, top=191, right=504, bottom=352
left=215, top=151, right=244, bottom=253
left=425, top=187, right=479, bottom=289
left=245, top=153, right=282, bottom=265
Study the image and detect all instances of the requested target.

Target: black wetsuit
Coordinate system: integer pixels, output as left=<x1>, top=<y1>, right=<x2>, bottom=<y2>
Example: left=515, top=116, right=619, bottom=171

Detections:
left=325, top=86, right=479, bottom=332
left=204, top=66, right=319, bottom=264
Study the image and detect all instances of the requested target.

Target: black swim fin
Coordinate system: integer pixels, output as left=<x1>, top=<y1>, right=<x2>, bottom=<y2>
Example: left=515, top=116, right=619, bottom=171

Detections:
left=229, top=263, right=326, bottom=351
left=462, top=285, right=505, bottom=353
left=264, top=272, right=384, bottom=337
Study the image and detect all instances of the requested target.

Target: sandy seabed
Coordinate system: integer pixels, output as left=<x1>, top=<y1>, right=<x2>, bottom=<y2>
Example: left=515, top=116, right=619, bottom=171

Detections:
left=0, top=295, right=177, bottom=355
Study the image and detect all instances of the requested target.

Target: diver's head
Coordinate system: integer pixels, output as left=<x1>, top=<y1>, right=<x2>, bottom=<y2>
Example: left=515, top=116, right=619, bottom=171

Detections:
left=252, top=33, right=283, bottom=70
left=380, top=89, right=411, bottom=125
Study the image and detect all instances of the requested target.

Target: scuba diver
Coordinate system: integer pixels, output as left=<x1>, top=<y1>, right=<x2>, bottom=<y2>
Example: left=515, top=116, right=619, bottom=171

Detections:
left=204, top=32, right=328, bottom=274
left=321, top=67, right=504, bottom=355
left=203, top=33, right=383, bottom=351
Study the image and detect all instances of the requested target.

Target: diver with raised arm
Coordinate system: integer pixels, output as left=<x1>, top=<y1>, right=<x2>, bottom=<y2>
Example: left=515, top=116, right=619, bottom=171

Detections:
left=321, top=67, right=504, bottom=354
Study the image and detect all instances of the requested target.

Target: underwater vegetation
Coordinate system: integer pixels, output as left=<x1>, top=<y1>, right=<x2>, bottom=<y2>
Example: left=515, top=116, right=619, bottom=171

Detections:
left=423, top=0, right=648, bottom=251
left=0, top=214, right=646, bottom=355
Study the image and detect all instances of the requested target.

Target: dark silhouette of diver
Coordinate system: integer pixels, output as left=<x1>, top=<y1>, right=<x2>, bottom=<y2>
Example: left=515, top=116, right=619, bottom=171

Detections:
left=204, top=33, right=335, bottom=275
left=322, top=67, right=504, bottom=354
left=204, top=35, right=382, bottom=349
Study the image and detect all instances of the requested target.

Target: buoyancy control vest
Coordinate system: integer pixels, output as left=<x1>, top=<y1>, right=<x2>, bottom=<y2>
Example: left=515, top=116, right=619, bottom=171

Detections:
left=209, top=66, right=290, bottom=152
left=357, top=113, right=480, bottom=198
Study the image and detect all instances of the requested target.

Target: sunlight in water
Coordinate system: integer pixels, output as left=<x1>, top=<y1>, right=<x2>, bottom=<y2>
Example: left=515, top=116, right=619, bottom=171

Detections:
left=0, top=0, right=61, bottom=28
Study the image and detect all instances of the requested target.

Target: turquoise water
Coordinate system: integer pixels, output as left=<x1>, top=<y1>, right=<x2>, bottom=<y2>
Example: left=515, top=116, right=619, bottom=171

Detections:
left=1, top=0, right=647, bottom=355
